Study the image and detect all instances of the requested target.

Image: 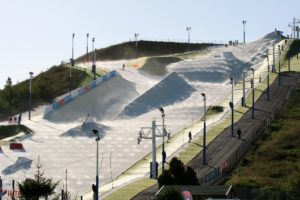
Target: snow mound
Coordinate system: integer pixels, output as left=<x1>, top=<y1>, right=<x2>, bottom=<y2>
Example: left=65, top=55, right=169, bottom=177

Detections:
left=118, top=72, right=196, bottom=118
left=45, top=75, right=138, bottom=122
left=2, top=157, right=32, bottom=175
left=61, top=121, right=108, bottom=138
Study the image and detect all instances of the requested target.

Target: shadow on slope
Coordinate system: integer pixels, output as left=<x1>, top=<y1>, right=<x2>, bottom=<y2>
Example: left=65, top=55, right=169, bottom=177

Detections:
left=181, top=52, right=252, bottom=83
left=45, top=75, right=139, bottom=123
left=61, top=121, right=108, bottom=138
left=139, top=56, right=182, bottom=76
left=118, top=72, right=196, bottom=118
left=2, top=157, right=32, bottom=175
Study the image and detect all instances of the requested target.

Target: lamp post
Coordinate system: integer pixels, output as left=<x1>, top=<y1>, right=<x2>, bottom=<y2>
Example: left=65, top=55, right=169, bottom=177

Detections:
left=29, top=72, right=34, bottom=120
left=272, top=43, right=276, bottom=72
left=70, top=33, right=75, bottom=94
left=92, top=129, right=100, bottom=200
left=230, top=77, right=234, bottom=137
left=92, top=38, right=96, bottom=80
left=134, top=33, right=139, bottom=55
left=159, top=107, right=166, bottom=172
left=266, top=54, right=270, bottom=101
left=251, top=68, right=255, bottom=119
left=0, top=176, right=2, bottom=200
left=242, top=20, right=246, bottom=44
left=186, top=27, right=191, bottom=44
left=278, top=45, right=281, bottom=86
left=86, top=33, right=89, bottom=55
left=201, top=93, right=206, bottom=165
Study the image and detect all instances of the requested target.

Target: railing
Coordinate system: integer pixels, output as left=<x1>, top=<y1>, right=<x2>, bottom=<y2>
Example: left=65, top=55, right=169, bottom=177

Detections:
left=198, top=84, right=295, bottom=185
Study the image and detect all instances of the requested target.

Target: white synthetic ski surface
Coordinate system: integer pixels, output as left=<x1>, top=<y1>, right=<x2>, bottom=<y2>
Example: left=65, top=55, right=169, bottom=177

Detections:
left=0, top=31, right=281, bottom=197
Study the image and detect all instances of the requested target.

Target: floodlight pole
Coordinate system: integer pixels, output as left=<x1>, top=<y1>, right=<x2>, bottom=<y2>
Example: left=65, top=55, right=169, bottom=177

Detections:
left=201, top=93, right=206, bottom=165
left=0, top=176, right=2, bottom=200
left=242, top=73, right=245, bottom=106
left=230, top=77, right=234, bottom=137
left=242, top=20, right=246, bottom=44
left=92, top=38, right=96, bottom=80
left=134, top=33, right=139, bottom=55
left=86, top=33, right=89, bottom=55
left=92, top=129, right=100, bottom=200
left=186, top=27, right=191, bottom=44
left=267, top=54, right=270, bottom=101
left=159, top=107, right=166, bottom=172
left=29, top=72, right=34, bottom=120
left=272, top=43, right=275, bottom=72
left=251, top=68, right=255, bottom=119
left=278, top=45, right=281, bottom=86
left=70, top=33, right=75, bottom=94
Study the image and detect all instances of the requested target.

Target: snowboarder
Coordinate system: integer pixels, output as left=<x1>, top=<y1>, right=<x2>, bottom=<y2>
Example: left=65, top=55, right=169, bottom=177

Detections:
left=237, top=129, right=241, bottom=139
left=122, top=63, right=125, bottom=70
left=18, top=113, right=22, bottom=125
left=81, top=113, right=90, bottom=128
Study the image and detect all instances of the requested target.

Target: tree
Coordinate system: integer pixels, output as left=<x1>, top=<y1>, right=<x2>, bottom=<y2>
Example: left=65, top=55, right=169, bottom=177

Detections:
left=183, top=166, right=199, bottom=185
left=169, top=157, right=185, bottom=184
left=158, top=170, right=175, bottom=188
left=158, top=157, right=199, bottom=187
left=18, top=158, right=59, bottom=200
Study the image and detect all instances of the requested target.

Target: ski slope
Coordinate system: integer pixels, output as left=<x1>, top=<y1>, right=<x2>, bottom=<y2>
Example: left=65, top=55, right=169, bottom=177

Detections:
left=0, top=31, right=282, bottom=198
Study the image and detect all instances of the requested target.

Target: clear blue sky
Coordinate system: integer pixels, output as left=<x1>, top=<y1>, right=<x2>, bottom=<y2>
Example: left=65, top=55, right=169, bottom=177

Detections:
left=0, top=0, right=299, bottom=88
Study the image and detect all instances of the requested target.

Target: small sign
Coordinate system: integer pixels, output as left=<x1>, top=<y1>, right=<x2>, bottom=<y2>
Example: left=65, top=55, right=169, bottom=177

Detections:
left=182, top=190, right=193, bottom=200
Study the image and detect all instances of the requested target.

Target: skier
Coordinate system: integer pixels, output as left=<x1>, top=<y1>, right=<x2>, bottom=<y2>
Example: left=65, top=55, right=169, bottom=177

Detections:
left=188, top=131, right=192, bottom=143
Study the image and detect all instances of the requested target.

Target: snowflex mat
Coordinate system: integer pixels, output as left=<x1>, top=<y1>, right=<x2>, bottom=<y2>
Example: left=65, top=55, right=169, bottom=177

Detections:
left=43, top=70, right=138, bottom=122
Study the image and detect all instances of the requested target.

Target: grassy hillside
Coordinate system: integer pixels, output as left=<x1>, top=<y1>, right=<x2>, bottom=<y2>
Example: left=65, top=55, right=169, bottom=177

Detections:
left=77, top=40, right=217, bottom=62
left=139, top=56, right=182, bottom=76
left=0, top=65, right=96, bottom=120
left=285, top=39, right=300, bottom=58
left=0, top=125, right=32, bottom=140
left=225, top=89, right=300, bottom=199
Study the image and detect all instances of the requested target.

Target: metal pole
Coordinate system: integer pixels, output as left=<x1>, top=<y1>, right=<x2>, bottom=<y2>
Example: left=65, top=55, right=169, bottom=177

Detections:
left=231, top=77, right=234, bottom=137
left=201, top=93, right=206, bottom=165
left=294, top=18, right=296, bottom=39
left=96, top=133, right=99, bottom=200
left=65, top=169, right=68, bottom=198
left=29, top=72, right=33, bottom=120
left=92, top=38, right=96, bottom=80
left=272, top=44, right=275, bottom=72
left=267, top=55, right=270, bottom=101
left=242, top=73, right=245, bottom=106
left=152, top=120, right=157, bottom=179
left=251, top=69, right=254, bottom=119
left=162, top=114, right=165, bottom=172
left=12, top=179, right=14, bottom=200
left=87, top=33, right=89, bottom=55
left=278, top=45, right=281, bottom=86
left=70, top=33, right=75, bottom=94
left=0, top=176, right=2, bottom=200
left=134, top=33, right=139, bottom=55
left=110, top=152, right=113, bottom=189
left=242, top=20, right=246, bottom=44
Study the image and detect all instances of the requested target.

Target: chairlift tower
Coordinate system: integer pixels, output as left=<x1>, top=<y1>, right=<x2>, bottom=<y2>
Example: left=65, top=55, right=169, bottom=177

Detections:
left=137, top=120, right=169, bottom=179
left=288, top=18, right=300, bottom=38
left=242, top=20, right=246, bottom=44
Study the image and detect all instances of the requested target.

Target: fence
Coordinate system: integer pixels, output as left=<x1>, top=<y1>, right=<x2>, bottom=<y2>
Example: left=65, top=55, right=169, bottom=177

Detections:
left=197, top=83, right=296, bottom=185
left=43, top=70, right=118, bottom=118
